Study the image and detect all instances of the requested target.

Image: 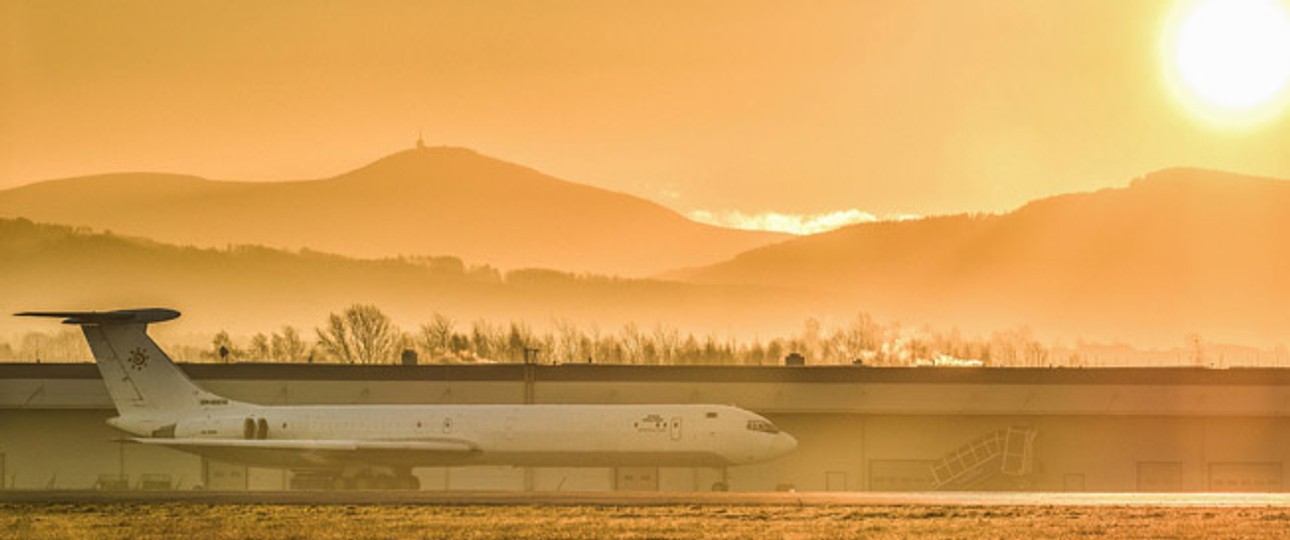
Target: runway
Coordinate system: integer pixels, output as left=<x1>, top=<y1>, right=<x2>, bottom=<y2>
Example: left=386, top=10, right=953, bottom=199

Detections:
left=5, top=490, right=1290, bottom=507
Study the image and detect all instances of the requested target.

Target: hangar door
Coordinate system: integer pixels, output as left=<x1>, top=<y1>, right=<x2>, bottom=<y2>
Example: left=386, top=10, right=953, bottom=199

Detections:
left=615, top=468, right=659, bottom=491
left=203, top=459, right=248, bottom=490
left=1209, top=462, right=1282, bottom=492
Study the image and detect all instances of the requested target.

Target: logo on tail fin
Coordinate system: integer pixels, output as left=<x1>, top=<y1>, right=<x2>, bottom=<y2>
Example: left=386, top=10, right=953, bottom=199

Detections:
left=127, top=348, right=150, bottom=371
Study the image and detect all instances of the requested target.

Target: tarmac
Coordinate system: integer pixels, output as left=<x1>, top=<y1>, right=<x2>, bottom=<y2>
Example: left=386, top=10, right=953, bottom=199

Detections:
left=5, top=490, right=1290, bottom=507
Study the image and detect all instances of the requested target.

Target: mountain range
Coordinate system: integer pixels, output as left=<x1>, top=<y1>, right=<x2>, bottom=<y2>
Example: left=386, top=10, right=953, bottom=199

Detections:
left=671, top=168, right=1290, bottom=345
left=4, top=147, right=1290, bottom=347
left=0, top=146, right=784, bottom=277
left=0, top=218, right=828, bottom=339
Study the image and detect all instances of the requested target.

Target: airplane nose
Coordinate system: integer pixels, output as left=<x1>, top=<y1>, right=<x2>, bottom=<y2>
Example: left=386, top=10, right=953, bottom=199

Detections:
left=773, top=432, right=798, bottom=456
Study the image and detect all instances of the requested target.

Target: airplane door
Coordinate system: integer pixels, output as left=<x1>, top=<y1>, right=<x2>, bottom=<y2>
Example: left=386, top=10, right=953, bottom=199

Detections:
left=669, top=417, right=682, bottom=441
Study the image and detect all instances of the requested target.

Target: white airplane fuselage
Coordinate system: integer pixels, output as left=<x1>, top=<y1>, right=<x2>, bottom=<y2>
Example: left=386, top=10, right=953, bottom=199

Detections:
left=18, top=309, right=796, bottom=480
left=113, top=403, right=795, bottom=469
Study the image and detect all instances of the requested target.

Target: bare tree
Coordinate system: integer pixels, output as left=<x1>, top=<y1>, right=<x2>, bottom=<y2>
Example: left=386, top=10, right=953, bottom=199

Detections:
left=652, top=324, right=681, bottom=365
left=552, top=318, right=580, bottom=363
left=271, top=326, right=308, bottom=362
left=619, top=323, right=644, bottom=364
left=417, top=313, right=455, bottom=360
left=506, top=322, right=533, bottom=363
left=211, top=330, right=238, bottom=362
left=1023, top=340, right=1049, bottom=367
left=470, top=320, right=496, bottom=361
left=843, top=313, right=886, bottom=362
left=317, top=316, right=352, bottom=363
left=16, top=329, right=90, bottom=362
left=316, top=304, right=401, bottom=364
left=250, top=333, right=271, bottom=361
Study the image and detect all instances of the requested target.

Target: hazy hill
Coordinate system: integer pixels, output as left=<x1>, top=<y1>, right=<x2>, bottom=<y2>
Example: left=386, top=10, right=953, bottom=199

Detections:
left=0, top=147, right=784, bottom=276
left=671, top=168, right=1290, bottom=345
left=0, top=218, right=827, bottom=339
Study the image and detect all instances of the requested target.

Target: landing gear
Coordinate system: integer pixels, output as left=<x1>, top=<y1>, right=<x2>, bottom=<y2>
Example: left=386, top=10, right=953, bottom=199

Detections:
left=288, top=471, right=336, bottom=490
left=711, top=467, right=730, bottom=492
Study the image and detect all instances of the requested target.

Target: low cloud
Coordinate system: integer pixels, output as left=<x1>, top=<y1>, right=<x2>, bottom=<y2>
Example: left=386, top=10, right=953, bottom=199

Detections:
left=689, top=209, right=919, bottom=235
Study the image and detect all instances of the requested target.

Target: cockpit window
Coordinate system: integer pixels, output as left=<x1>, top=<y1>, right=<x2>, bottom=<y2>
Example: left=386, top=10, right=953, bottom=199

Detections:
left=746, top=420, right=780, bottom=434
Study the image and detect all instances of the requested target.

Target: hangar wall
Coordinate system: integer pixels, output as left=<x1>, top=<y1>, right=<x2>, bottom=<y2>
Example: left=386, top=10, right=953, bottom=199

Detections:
left=2, top=364, right=1289, bottom=492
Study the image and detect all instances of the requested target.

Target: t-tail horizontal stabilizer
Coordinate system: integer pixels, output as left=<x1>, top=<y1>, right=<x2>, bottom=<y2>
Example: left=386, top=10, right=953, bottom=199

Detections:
left=15, top=307, right=240, bottom=433
left=15, top=308, right=181, bottom=325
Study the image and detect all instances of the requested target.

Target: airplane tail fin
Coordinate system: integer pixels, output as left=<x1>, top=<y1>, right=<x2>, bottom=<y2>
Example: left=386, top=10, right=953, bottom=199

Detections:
left=16, top=309, right=239, bottom=424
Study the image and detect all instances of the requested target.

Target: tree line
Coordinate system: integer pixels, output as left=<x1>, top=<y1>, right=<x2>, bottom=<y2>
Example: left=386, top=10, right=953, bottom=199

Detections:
left=186, top=304, right=1058, bottom=367
left=0, top=303, right=1151, bottom=368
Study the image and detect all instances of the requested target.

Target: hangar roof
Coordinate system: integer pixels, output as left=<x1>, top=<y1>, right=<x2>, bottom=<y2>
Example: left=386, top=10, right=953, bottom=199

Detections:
left=8, top=362, right=1290, bottom=384
left=4, top=363, right=1290, bottom=416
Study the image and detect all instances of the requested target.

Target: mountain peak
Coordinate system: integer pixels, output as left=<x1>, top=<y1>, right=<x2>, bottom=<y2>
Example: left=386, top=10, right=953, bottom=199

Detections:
left=0, top=145, right=783, bottom=276
left=397, top=144, right=484, bottom=160
left=341, top=145, right=493, bottom=175
left=331, top=146, right=565, bottom=192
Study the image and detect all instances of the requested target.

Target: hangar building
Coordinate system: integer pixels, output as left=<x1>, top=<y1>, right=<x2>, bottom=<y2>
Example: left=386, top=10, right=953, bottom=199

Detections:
left=2, top=363, right=1289, bottom=492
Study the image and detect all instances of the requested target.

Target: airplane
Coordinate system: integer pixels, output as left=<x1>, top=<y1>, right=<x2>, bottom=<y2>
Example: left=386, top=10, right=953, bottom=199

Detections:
left=18, top=308, right=797, bottom=490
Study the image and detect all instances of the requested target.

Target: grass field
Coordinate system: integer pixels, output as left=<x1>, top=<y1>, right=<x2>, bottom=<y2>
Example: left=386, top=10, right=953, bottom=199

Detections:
left=4, top=503, right=1290, bottom=539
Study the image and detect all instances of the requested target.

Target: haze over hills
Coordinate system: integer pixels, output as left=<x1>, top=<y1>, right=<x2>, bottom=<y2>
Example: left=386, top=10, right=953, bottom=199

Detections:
left=0, top=146, right=785, bottom=277
left=672, top=168, right=1290, bottom=346
left=0, top=218, right=828, bottom=340
left=7, top=161, right=1289, bottom=349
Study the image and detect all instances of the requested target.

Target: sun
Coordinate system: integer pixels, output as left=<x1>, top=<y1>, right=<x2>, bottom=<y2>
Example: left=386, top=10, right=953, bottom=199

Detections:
left=1162, top=0, right=1290, bottom=127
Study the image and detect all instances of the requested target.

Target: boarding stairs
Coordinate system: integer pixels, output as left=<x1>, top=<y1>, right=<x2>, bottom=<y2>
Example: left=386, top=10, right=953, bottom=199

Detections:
left=930, top=426, right=1037, bottom=490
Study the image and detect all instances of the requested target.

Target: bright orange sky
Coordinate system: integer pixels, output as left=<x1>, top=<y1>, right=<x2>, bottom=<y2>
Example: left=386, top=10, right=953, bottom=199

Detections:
left=3, top=0, right=1290, bottom=222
